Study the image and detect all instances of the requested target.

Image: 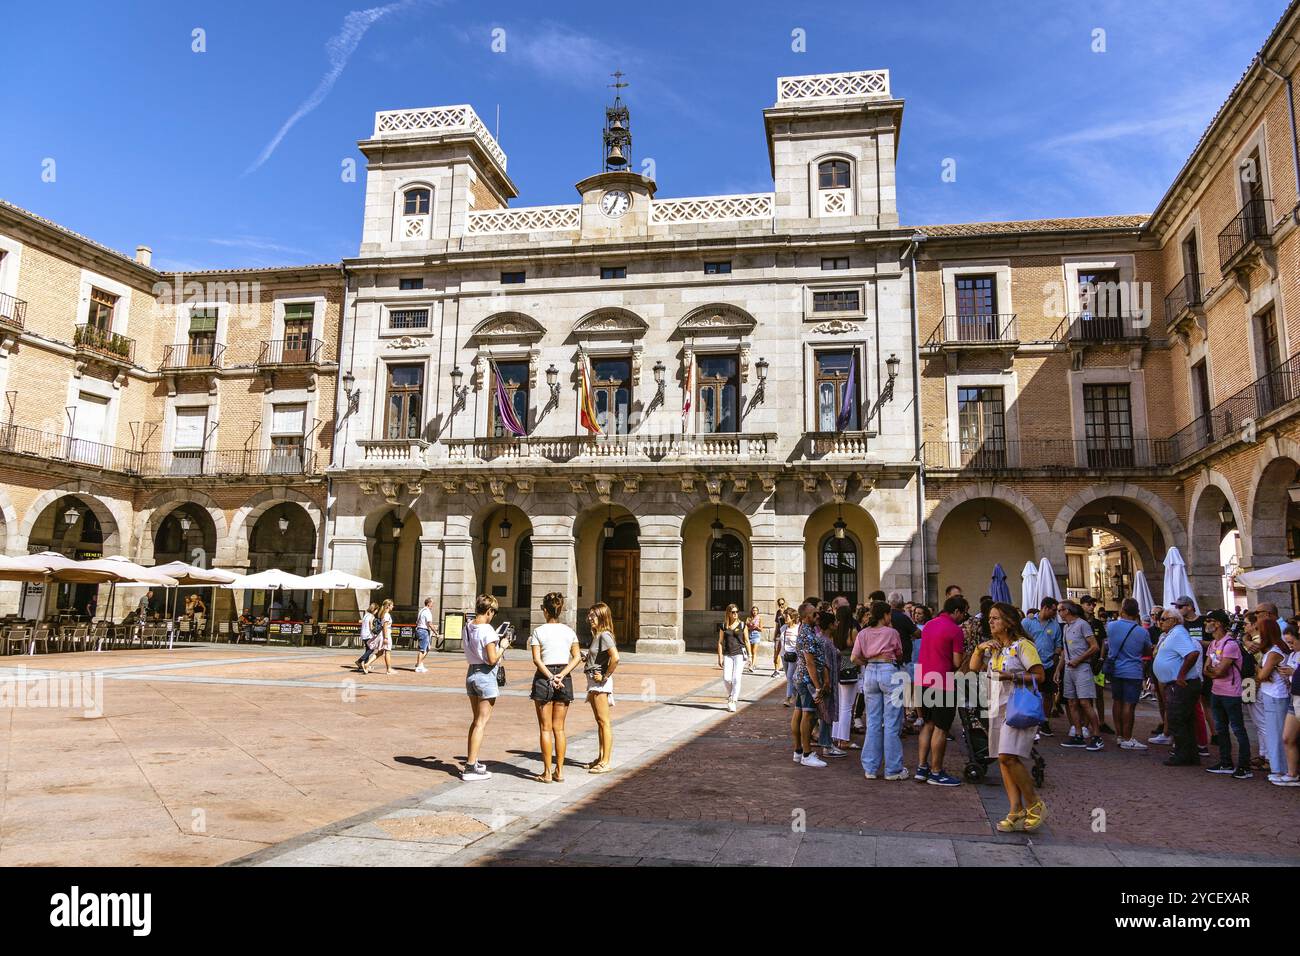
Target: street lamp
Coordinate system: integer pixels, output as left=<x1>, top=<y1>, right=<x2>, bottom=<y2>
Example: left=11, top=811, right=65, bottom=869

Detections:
left=341, top=370, right=360, bottom=414
left=647, top=359, right=667, bottom=414
left=62, top=505, right=80, bottom=526
left=752, top=356, right=770, bottom=404
left=450, top=365, right=468, bottom=414
left=710, top=504, right=724, bottom=541
left=977, top=512, right=992, bottom=536
left=1106, top=505, right=1121, bottom=525
left=277, top=515, right=289, bottom=534
left=603, top=504, right=616, bottom=540
left=1218, top=505, right=1235, bottom=526
left=833, top=505, right=847, bottom=540
left=391, top=514, right=404, bottom=540
left=498, top=505, right=512, bottom=540
left=178, top=514, right=192, bottom=532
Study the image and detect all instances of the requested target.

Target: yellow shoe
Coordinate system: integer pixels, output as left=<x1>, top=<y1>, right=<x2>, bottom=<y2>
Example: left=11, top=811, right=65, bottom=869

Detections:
left=1023, top=800, right=1048, bottom=831
left=996, top=809, right=1027, bottom=832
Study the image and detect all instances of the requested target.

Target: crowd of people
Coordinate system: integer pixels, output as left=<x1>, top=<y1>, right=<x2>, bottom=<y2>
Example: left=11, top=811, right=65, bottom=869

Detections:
left=758, top=584, right=1300, bottom=833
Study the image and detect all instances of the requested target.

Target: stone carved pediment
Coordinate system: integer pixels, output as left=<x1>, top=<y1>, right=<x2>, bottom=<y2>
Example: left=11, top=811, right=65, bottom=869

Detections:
left=387, top=335, right=427, bottom=350
left=811, top=319, right=861, bottom=335
left=572, top=308, right=649, bottom=338
left=675, top=303, right=757, bottom=336
left=468, top=312, right=545, bottom=344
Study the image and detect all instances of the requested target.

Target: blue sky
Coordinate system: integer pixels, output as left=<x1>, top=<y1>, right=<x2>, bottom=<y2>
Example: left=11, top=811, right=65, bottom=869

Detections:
left=0, top=0, right=1286, bottom=270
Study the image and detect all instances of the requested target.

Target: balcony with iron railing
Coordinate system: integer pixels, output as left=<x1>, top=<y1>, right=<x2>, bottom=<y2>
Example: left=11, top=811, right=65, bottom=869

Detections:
left=443, top=432, right=779, bottom=464
left=1163, top=273, right=1204, bottom=333
left=0, top=293, right=26, bottom=333
left=1055, top=311, right=1150, bottom=344
left=135, top=447, right=316, bottom=477
left=73, top=324, right=135, bottom=365
left=258, top=338, right=325, bottom=367
left=1218, top=197, right=1273, bottom=274
left=0, top=423, right=140, bottom=474
left=1167, top=352, right=1300, bottom=462
left=161, top=342, right=225, bottom=370
left=922, top=313, right=1019, bottom=350
left=922, top=438, right=1176, bottom=473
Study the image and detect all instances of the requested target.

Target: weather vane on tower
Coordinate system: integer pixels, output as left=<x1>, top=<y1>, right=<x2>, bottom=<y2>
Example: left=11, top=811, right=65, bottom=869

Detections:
left=603, top=71, right=631, bottom=170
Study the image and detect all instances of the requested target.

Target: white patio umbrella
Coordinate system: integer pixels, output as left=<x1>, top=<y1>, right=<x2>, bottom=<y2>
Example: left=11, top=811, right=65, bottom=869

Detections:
left=1161, top=547, right=1200, bottom=613
left=1020, top=561, right=1040, bottom=612
left=1036, top=556, right=1062, bottom=602
left=67, top=556, right=179, bottom=626
left=1237, top=560, right=1300, bottom=589
left=221, top=568, right=312, bottom=590
left=297, top=569, right=382, bottom=590
left=0, top=554, right=59, bottom=583
left=1132, top=569, right=1155, bottom=620
left=152, top=561, right=239, bottom=640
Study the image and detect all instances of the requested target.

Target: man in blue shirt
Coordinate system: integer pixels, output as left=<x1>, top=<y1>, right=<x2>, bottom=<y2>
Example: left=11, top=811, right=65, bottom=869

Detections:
left=1153, top=609, right=1203, bottom=766
left=1106, top=598, right=1152, bottom=750
left=1022, top=597, right=1063, bottom=735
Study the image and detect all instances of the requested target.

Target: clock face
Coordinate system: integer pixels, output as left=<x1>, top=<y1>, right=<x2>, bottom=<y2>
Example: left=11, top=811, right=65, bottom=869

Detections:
left=600, top=189, right=631, bottom=218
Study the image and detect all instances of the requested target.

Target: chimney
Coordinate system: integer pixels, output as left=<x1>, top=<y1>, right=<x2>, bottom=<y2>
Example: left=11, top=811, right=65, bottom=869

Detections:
left=135, top=245, right=152, bottom=267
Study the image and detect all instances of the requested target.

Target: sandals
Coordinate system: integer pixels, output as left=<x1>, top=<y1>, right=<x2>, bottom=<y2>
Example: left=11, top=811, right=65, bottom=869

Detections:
left=996, top=809, right=1027, bottom=833
left=587, top=763, right=611, bottom=774
left=1022, top=800, right=1048, bottom=832
left=534, top=773, right=554, bottom=784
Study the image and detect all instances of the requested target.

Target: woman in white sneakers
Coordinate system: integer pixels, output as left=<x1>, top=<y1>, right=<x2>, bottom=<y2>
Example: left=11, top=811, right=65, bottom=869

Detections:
left=462, top=594, right=511, bottom=781
left=717, top=603, right=749, bottom=713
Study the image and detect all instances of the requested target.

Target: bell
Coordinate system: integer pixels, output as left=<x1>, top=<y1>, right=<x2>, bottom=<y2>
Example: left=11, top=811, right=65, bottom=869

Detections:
left=605, top=144, right=627, bottom=167
left=609, top=117, right=626, bottom=133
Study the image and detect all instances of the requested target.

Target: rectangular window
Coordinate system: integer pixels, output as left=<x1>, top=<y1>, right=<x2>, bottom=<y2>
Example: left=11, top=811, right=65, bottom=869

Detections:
left=490, top=361, right=530, bottom=438
left=389, top=308, right=429, bottom=330
left=270, top=403, right=307, bottom=473
left=282, top=302, right=314, bottom=362
left=815, top=350, right=858, bottom=431
left=71, top=392, right=111, bottom=467
left=187, top=308, right=217, bottom=364
left=1077, top=268, right=1125, bottom=340
left=600, top=266, right=626, bottom=280
left=399, top=277, right=423, bottom=291
left=704, top=261, right=731, bottom=275
left=171, top=406, right=208, bottom=475
left=954, top=275, right=997, bottom=340
left=1191, top=359, right=1212, bottom=420
left=591, top=357, right=632, bottom=435
left=697, top=354, right=739, bottom=434
left=956, top=386, right=1006, bottom=466
left=500, top=271, right=526, bottom=284
left=812, top=289, right=860, bottom=313
left=1083, top=383, right=1134, bottom=467
left=1256, top=307, right=1292, bottom=413
left=384, top=364, right=424, bottom=440
left=821, top=257, right=850, bottom=271
left=87, top=288, right=117, bottom=332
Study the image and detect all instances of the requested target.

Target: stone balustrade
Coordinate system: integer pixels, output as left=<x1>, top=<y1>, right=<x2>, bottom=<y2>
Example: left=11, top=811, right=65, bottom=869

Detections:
left=776, top=69, right=891, bottom=104
left=372, top=105, right=507, bottom=171
left=466, top=204, right=581, bottom=235
left=357, top=438, right=429, bottom=466
left=649, top=193, right=775, bottom=225
left=444, top=432, right=778, bottom=464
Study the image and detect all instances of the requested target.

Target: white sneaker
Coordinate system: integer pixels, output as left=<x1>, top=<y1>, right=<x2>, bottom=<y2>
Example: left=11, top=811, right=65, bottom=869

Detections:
left=863, top=770, right=878, bottom=780
left=461, top=767, right=491, bottom=781
left=1069, top=726, right=1078, bottom=737
left=824, top=746, right=847, bottom=757
left=1268, top=773, right=1285, bottom=783
left=801, top=754, right=827, bottom=768
left=1270, top=775, right=1300, bottom=787
left=853, top=718, right=865, bottom=731
left=884, top=768, right=910, bottom=781
left=727, top=701, right=737, bottom=712
left=1126, top=739, right=1148, bottom=750
left=793, top=751, right=804, bottom=763
left=414, top=665, right=427, bottom=673
left=1147, top=733, right=1172, bottom=745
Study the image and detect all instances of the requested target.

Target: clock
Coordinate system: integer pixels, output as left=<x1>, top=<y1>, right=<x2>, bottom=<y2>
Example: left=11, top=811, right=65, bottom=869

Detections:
left=600, top=189, right=631, bottom=219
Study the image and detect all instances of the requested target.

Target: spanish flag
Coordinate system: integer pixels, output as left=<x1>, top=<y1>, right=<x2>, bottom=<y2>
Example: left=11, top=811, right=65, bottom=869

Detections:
left=578, top=354, right=602, bottom=434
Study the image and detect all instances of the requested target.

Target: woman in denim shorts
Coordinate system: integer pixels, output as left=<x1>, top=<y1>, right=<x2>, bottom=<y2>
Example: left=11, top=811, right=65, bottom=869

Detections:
left=462, top=595, right=510, bottom=781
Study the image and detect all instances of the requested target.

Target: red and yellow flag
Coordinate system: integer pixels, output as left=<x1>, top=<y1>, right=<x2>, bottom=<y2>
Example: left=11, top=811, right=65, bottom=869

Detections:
left=578, top=354, right=602, bottom=434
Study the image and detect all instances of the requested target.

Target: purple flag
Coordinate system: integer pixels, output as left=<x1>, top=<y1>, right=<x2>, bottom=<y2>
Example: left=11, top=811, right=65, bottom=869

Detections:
left=835, top=360, right=856, bottom=431
left=492, top=363, right=526, bottom=437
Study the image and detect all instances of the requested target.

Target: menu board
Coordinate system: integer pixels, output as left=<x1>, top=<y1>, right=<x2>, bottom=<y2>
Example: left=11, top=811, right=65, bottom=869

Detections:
left=442, top=612, right=465, bottom=643
left=327, top=620, right=362, bottom=640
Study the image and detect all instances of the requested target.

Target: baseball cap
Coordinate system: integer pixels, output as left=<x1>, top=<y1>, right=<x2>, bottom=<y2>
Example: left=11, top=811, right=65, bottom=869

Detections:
left=1174, top=595, right=1196, bottom=609
left=1079, top=594, right=1097, bottom=606
left=1204, top=609, right=1231, bottom=628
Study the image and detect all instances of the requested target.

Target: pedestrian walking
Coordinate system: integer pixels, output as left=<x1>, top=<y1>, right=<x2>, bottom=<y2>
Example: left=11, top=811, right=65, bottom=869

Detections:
left=413, top=597, right=436, bottom=672
left=853, top=600, right=906, bottom=780
left=367, top=599, right=395, bottom=674
left=967, top=602, right=1047, bottom=833
left=745, top=605, right=763, bottom=674
left=354, top=602, right=379, bottom=672
left=717, top=603, right=749, bottom=712
left=584, top=602, right=619, bottom=774
left=528, top=591, right=581, bottom=783
left=462, top=595, right=511, bottom=781
left=778, top=606, right=799, bottom=706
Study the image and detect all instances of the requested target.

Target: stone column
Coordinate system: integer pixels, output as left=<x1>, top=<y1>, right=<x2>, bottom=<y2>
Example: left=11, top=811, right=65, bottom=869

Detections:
left=636, top=532, right=684, bottom=654
left=528, top=533, right=578, bottom=630
left=877, top=538, right=917, bottom=599
left=439, top=532, right=476, bottom=620
left=750, top=535, right=791, bottom=657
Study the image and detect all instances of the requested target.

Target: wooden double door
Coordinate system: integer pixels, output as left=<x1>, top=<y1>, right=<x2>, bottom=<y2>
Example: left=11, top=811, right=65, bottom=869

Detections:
left=600, top=549, right=640, bottom=645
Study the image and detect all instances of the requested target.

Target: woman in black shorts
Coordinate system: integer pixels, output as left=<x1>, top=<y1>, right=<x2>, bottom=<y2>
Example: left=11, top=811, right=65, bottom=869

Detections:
left=528, top=591, right=581, bottom=783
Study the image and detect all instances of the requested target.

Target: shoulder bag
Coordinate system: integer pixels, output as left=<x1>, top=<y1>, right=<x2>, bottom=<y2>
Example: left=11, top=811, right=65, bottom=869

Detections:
left=1101, top=623, right=1139, bottom=680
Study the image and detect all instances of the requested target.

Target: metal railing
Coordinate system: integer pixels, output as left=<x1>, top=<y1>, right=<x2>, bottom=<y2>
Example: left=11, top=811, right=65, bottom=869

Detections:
left=0, top=423, right=140, bottom=473
left=1057, top=312, right=1149, bottom=343
left=925, top=313, right=1018, bottom=347
left=135, top=447, right=316, bottom=477
left=388, top=310, right=429, bottom=331
left=1163, top=273, right=1204, bottom=329
left=1218, top=197, right=1272, bottom=268
left=922, top=439, right=1176, bottom=471
left=258, top=338, right=324, bottom=366
left=0, top=293, right=26, bottom=332
left=1167, top=352, right=1300, bottom=460
left=161, top=342, right=224, bottom=369
left=73, top=324, right=135, bottom=363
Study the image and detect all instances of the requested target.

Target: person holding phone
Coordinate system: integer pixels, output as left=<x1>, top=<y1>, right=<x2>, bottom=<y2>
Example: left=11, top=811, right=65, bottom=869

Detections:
left=584, top=602, right=620, bottom=773
left=462, top=594, right=510, bottom=782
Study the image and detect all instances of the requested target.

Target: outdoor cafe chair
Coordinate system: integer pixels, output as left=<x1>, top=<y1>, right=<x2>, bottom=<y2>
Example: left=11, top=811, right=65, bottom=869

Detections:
left=28, top=624, right=50, bottom=655
left=3, top=626, right=32, bottom=656
left=63, top=625, right=89, bottom=653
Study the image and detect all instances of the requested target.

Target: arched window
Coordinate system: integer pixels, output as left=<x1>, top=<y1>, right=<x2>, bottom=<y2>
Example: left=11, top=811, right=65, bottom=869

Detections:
left=821, top=533, right=858, bottom=606
left=403, top=188, right=431, bottom=215
left=818, top=159, right=851, bottom=189
left=709, top=533, right=745, bottom=611
left=516, top=534, right=533, bottom=609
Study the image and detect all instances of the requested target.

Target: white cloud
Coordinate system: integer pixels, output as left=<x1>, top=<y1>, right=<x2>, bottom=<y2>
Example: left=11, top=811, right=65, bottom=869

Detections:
left=245, top=0, right=422, bottom=174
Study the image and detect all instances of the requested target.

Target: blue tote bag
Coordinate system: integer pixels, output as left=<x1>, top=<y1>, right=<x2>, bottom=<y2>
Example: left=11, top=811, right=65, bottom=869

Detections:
left=1004, top=673, right=1045, bottom=730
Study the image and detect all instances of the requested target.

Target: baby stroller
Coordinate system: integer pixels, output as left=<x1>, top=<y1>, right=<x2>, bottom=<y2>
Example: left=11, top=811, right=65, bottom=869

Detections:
left=958, top=703, right=1045, bottom=787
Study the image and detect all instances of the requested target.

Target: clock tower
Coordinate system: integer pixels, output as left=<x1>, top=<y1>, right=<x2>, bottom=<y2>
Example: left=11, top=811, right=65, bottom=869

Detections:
left=576, top=74, right=656, bottom=240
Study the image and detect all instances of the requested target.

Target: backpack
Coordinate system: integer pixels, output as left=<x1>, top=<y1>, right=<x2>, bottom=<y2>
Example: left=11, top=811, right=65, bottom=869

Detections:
left=1236, top=638, right=1257, bottom=680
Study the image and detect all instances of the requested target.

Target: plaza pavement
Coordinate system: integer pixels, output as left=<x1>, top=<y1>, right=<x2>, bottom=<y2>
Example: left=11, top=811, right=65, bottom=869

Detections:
left=0, top=644, right=1294, bottom=866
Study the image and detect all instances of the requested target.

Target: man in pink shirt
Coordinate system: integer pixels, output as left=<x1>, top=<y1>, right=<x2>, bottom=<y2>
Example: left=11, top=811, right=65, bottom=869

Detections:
left=914, top=595, right=969, bottom=786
